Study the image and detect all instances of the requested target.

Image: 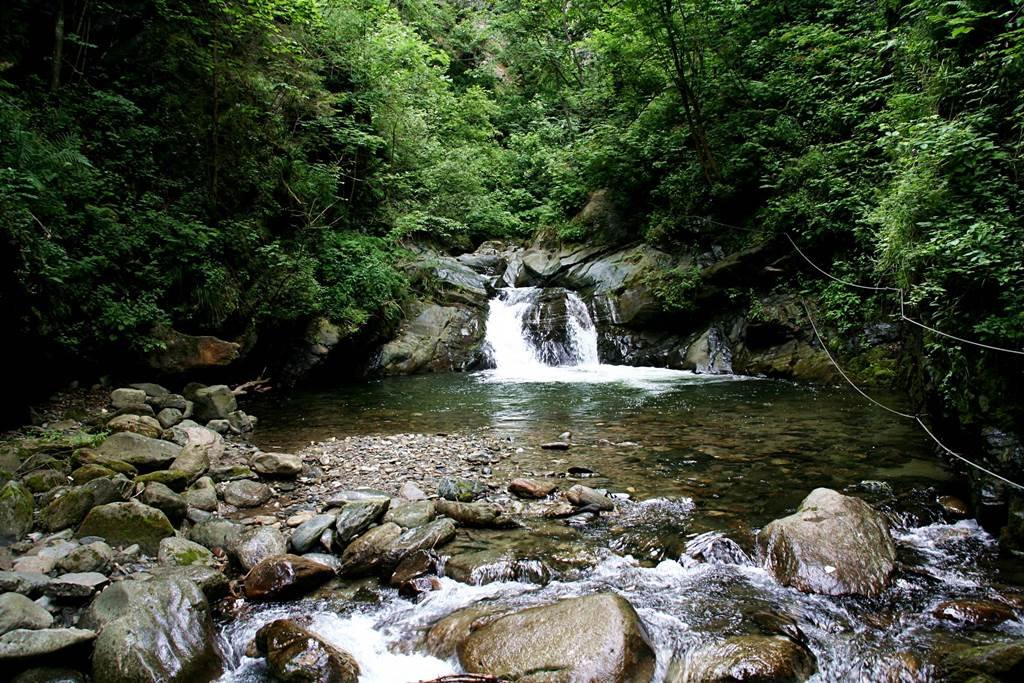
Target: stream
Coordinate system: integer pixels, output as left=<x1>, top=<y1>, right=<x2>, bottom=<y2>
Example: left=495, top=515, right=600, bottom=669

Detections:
left=220, top=288, right=1024, bottom=682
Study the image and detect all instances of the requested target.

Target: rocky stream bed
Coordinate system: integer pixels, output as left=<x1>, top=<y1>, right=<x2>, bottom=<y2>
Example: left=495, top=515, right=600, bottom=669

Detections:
left=1, top=381, right=1023, bottom=682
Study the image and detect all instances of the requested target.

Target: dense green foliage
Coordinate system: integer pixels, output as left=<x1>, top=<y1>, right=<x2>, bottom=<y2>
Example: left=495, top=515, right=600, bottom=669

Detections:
left=2, top=0, right=1022, bottom=429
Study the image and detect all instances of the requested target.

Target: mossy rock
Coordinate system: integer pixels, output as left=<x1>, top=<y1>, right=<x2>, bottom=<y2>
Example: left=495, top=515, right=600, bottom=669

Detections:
left=72, top=448, right=137, bottom=476
left=39, top=476, right=131, bottom=532
left=940, top=640, right=1024, bottom=682
left=71, top=464, right=116, bottom=484
left=157, top=537, right=216, bottom=567
left=135, top=469, right=191, bottom=492
left=22, top=469, right=68, bottom=494
left=0, top=480, right=34, bottom=542
left=76, top=501, right=175, bottom=555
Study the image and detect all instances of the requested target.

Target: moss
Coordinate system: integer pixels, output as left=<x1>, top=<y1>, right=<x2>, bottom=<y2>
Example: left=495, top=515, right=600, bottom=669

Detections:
left=76, top=501, right=175, bottom=555
left=135, top=469, right=191, bottom=491
left=0, top=481, right=34, bottom=540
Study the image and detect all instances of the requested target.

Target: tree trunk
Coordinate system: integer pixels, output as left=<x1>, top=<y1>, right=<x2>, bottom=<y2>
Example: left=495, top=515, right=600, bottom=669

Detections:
left=51, top=0, right=65, bottom=92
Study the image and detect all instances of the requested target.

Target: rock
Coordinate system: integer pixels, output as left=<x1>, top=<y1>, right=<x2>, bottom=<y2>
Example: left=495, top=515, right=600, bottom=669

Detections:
left=0, top=593, right=53, bottom=635
left=76, top=501, right=176, bottom=555
left=682, top=326, right=734, bottom=375
left=290, top=514, right=337, bottom=554
left=12, top=557, right=54, bottom=574
left=38, top=540, right=78, bottom=562
left=509, top=478, right=558, bottom=499
left=671, top=635, right=817, bottom=683
left=232, top=526, right=288, bottom=572
left=11, top=667, right=86, bottom=682
left=398, top=482, right=427, bottom=500
left=758, top=488, right=896, bottom=596
left=434, top=500, right=516, bottom=528
left=566, top=484, right=615, bottom=511
left=206, top=420, right=230, bottom=434
left=110, top=388, right=146, bottom=409
left=541, top=441, right=571, bottom=451
left=324, top=489, right=391, bottom=506
left=939, top=495, right=969, bottom=517
left=169, top=427, right=222, bottom=482
left=145, top=327, right=240, bottom=374
left=458, top=593, right=655, bottom=682
left=188, top=518, right=244, bottom=551
left=106, top=414, right=162, bottom=439
left=135, top=469, right=191, bottom=491
left=182, top=476, right=218, bottom=512
left=208, top=464, right=256, bottom=482
left=0, top=572, right=51, bottom=598
left=243, top=555, right=335, bottom=601
left=389, top=550, right=440, bottom=586
left=944, top=640, right=1024, bottom=683
left=222, top=480, right=271, bottom=508
left=97, top=432, right=182, bottom=471
left=84, top=576, right=222, bottom=682
left=0, top=628, right=95, bottom=661
left=227, top=410, right=257, bottom=433
left=157, top=408, right=184, bottom=429
left=21, top=470, right=66, bottom=494
left=338, top=523, right=403, bottom=576
left=933, top=599, right=1016, bottom=628
left=376, top=301, right=487, bottom=375
left=251, top=452, right=302, bottom=478
left=71, top=449, right=137, bottom=475
left=301, top=553, right=343, bottom=572
left=148, top=565, right=229, bottom=601
left=255, top=619, right=360, bottom=683
left=191, top=385, right=237, bottom=422
left=438, top=477, right=485, bottom=502
left=382, top=518, right=457, bottom=569
left=333, top=500, right=389, bottom=542
left=426, top=605, right=503, bottom=659
left=0, top=481, right=34, bottom=543
left=129, top=383, right=169, bottom=400
left=158, top=537, right=216, bottom=567
left=141, top=482, right=188, bottom=521
left=39, top=476, right=130, bottom=532
left=384, top=500, right=435, bottom=528
left=70, top=464, right=116, bottom=484
left=44, top=572, right=108, bottom=600
left=444, top=550, right=549, bottom=586
left=57, top=542, right=113, bottom=574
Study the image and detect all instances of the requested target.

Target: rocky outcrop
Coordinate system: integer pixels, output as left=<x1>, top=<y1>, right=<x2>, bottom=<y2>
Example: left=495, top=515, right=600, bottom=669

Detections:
left=758, top=488, right=897, bottom=596
left=145, top=327, right=240, bottom=373
left=457, top=593, right=656, bottom=682
left=375, top=301, right=488, bottom=375
left=83, top=576, right=222, bottom=682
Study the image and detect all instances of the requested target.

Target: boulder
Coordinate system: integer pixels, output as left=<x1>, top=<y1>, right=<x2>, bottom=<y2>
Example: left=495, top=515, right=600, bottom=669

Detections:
left=145, top=328, right=240, bottom=374
left=227, top=410, right=257, bottom=433
left=0, top=481, right=34, bottom=543
left=251, top=452, right=302, bottom=478
left=458, top=593, right=655, bottom=682
left=76, top=501, right=176, bottom=555
left=0, top=572, right=50, bottom=598
left=243, top=555, right=335, bottom=601
left=97, top=432, right=182, bottom=471
left=398, top=482, right=427, bottom=500
left=0, top=592, right=53, bottom=635
left=57, top=542, right=113, bottom=574
left=566, top=484, right=615, bottom=511
left=376, top=301, right=487, bottom=375
left=141, top=482, right=187, bottom=521
left=106, top=414, right=162, bottom=439
left=255, top=619, right=359, bottom=683
left=382, top=518, right=457, bottom=569
left=191, top=385, right=237, bottom=422
left=338, top=523, right=403, bottom=577
left=444, top=550, right=549, bottom=586
left=71, top=449, right=136, bottom=475
left=44, top=572, right=108, bottom=600
left=70, top=464, right=116, bottom=484
left=158, top=537, right=216, bottom=567
left=940, top=640, right=1024, bottom=682
left=0, top=628, right=95, bottom=662
left=670, top=635, right=817, bottom=683
left=232, top=526, right=288, bottom=572
left=509, top=478, right=558, bottom=499
left=434, top=500, right=516, bottom=529
left=290, top=514, right=337, bottom=554
left=110, top=388, right=146, bottom=410
left=383, top=500, right=435, bottom=528
left=128, top=383, right=169, bottom=400
left=148, top=565, right=229, bottom=601
left=758, top=488, right=896, bottom=596
left=222, top=480, right=271, bottom=508
left=135, top=469, right=191, bottom=491
left=188, top=518, right=244, bottom=551
left=182, top=477, right=218, bottom=512
left=20, top=470, right=66, bottom=494
left=333, top=500, right=389, bottom=542
left=438, top=477, right=485, bottom=502
left=39, top=476, right=130, bottom=532
left=169, top=427, right=222, bottom=482
left=157, top=408, right=184, bottom=429
left=84, top=576, right=222, bottom=682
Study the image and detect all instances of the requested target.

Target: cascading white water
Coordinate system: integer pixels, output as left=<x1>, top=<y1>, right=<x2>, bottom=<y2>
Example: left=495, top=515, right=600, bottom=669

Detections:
left=484, top=287, right=599, bottom=370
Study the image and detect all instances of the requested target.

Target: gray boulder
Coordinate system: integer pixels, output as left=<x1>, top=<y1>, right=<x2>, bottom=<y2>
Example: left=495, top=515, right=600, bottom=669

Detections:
left=57, top=542, right=113, bottom=574
left=188, top=518, right=244, bottom=551
left=333, top=500, right=389, bottom=542
left=106, top=414, right=162, bottom=439
left=158, top=537, right=216, bottom=567
left=0, top=628, right=95, bottom=662
left=84, top=576, right=222, bottom=682
left=0, top=481, right=34, bottom=543
left=97, top=432, right=182, bottom=470
left=338, top=522, right=403, bottom=576
left=382, top=518, right=457, bottom=568
left=232, top=526, right=287, bottom=572
left=251, top=452, right=302, bottom=478
left=110, top=388, right=146, bottom=409
left=141, top=482, right=187, bottom=521
left=222, top=480, right=271, bottom=508
left=0, top=593, right=53, bottom=635
left=383, top=500, right=435, bottom=528
left=182, top=477, right=218, bottom=512
left=76, top=501, right=176, bottom=555
left=191, top=385, right=237, bottom=422
left=458, top=593, right=655, bottom=682
left=39, top=476, right=130, bottom=532
left=45, top=572, right=108, bottom=600
left=169, top=426, right=222, bottom=482
left=758, top=488, right=896, bottom=596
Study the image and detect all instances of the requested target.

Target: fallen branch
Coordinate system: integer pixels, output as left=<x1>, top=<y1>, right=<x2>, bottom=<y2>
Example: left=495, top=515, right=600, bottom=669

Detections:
left=231, top=377, right=272, bottom=396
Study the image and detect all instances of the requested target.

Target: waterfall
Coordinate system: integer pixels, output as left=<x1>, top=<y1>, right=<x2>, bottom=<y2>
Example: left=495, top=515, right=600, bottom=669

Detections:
left=484, top=287, right=600, bottom=371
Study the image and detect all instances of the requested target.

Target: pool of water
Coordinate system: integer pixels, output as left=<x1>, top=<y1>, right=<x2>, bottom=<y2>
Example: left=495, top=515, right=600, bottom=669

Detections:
left=225, top=368, right=1022, bottom=682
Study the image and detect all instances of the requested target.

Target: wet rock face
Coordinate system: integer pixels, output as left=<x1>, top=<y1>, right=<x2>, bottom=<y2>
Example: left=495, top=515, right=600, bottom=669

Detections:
left=255, top=619, right=359, bottom=683
left=457, top=593, right=656, bottom=683
left=243, top=555, right=335, bottom=601
left=84, top=576, right=222, bottom=683
left=670, top=635, right=817, bottom=683
left=376, top=301, right=488, bottom=376
left=758, top=488, right=896, bottom=596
